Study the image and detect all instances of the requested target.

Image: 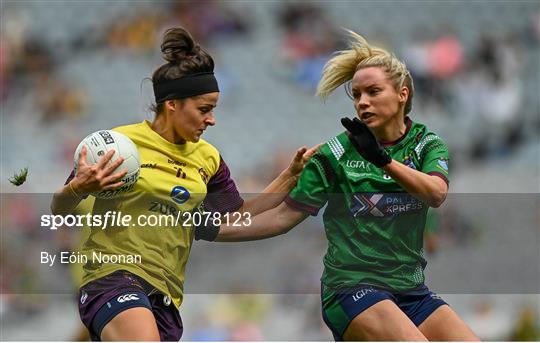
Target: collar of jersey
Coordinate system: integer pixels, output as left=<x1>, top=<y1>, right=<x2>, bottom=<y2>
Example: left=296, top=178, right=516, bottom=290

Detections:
left=380, top=116, right=413, bottom=148
left=142, top=119, right=198, bottom=154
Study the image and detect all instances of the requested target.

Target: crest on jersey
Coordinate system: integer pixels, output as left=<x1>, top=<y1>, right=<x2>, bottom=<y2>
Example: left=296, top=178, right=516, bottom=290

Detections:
left=198, top=168, right=209, bottom=184
left=436, top=159, right=448, bottom=172
left=170, top=186, right=190, bottom=204
left=403, top=155, right=417, bottom=170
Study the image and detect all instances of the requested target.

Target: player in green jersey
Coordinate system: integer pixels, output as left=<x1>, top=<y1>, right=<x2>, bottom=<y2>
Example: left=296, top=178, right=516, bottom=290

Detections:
left=197, top=31, right=478, bottom=341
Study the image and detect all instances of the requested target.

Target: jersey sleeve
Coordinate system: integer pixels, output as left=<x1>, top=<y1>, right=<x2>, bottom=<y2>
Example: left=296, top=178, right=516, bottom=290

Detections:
left=424, top=208, right=440, bottom=234
left=419, top=135, right=450, bottom=185
left=202, top=156, right=244, bottom=214
left=286, top=152, right=332, bottom=216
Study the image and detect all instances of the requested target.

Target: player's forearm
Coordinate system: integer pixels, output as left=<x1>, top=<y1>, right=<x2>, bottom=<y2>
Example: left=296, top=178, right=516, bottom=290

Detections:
left=382, top=160, right=447, bottom=207
left=241, top=169, right=298, bottom=216
left=216, top=203, right=307, bottom=242
left=50, top=182, right=83, bottom=215
left=216, top=212, right=290, bottom=242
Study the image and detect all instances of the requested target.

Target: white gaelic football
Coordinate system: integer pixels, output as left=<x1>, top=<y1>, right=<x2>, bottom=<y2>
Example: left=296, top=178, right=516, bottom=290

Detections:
left=74, top=130, right=140, bottom=198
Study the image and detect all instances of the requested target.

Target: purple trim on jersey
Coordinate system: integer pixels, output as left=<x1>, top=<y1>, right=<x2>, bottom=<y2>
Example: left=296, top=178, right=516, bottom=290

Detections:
left=65, top=170, right=89, bottom=199
left=380, top=117, right=413, bottom=147
left=427, top=171, right=449, bottom=185
left=285, top=195, right=320, bottom=216
left=65, top=170, right=75, bottom=185
left=203, top=156, right=244, bottom=214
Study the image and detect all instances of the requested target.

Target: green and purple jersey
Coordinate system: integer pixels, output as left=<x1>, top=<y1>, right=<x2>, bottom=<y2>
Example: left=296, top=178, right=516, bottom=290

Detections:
left=285, top=117, right=449, bottom=291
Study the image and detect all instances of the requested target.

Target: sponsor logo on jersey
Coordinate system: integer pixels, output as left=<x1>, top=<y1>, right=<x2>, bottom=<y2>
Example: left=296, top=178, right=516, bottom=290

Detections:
left=163, top=295, right=172, bottom=306
left=350, top=193, right=424, bottom=218
left=168, top=158, right=186, bottom=167
left=94, top=179, right=137, bottom=198
left=141, top=163, right=157, bottom=169
left=117, top=294, right=140, bottom=303
left=80, top=291, right=88, bottom=304
left=99, top=131, right=115, bottom=144
left=170, top=186, right=190, bottom=204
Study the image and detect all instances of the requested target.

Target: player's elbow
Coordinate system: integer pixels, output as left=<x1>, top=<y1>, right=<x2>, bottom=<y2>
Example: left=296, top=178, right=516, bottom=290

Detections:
left=50, top=203, right=58, bottom=215
left=50, top=198, right=63, bottom=216
left=428, top=192, right=447, bottom=208
left=50, top=195, right=71, bottom=216
left=274, top=203, right=306, bottom=235
left=426, top=176, right=448, bottom=208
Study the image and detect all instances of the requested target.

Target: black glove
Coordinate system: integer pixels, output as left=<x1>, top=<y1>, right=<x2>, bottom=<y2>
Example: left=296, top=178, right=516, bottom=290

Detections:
left=194, top=221, right=220, bottom=241
left=341, top=117, right=392, bottom=168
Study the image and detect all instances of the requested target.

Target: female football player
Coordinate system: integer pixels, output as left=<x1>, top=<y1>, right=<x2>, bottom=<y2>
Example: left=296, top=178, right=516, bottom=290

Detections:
left=51, top=27, right=316, bottom=341
left=199, top=31, right=479, bottom=341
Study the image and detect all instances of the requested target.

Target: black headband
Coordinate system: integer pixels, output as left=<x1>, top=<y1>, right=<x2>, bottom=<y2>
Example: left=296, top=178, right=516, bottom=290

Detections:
left=153, top=72, right=219, bottom=103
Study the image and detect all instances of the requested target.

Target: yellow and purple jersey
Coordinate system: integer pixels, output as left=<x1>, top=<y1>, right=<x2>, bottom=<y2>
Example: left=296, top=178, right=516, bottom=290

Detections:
left=76, top=120, right=243, bottom=308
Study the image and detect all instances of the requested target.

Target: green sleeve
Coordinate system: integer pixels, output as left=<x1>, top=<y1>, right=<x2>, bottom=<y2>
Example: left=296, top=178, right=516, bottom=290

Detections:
left=286, top=153, right=332, bottom=216
left=424, top=208, right=440, bottom=234
left=419, top=135, right=450, bottom=184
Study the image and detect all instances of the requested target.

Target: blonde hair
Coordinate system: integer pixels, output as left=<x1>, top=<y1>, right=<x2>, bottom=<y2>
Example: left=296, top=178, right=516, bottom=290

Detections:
left=316, top=30, right=414, bottom=114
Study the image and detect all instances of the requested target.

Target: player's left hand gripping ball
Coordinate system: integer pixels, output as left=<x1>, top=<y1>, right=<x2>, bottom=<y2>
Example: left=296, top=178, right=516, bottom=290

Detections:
left=341, top=117, right=391, bottom=168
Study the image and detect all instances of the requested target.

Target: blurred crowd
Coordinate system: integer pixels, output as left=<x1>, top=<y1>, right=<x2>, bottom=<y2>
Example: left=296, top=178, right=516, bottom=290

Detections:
left=1, top=1, right=539, bottom=341
left=2, top=2, right=538, bottom=165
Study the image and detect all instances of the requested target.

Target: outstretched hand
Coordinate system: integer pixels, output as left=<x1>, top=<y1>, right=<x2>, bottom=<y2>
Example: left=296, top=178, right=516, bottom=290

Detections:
left=70, top=145, right=128, bottom=196
left=287, top=143, right=322, bottom=177
left=341, top=117, right=391, bottom=168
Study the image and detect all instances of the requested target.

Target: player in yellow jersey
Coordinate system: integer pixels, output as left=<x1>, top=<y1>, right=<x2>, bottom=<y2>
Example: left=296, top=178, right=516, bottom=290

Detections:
left=50, top=27, right=316, bottom=341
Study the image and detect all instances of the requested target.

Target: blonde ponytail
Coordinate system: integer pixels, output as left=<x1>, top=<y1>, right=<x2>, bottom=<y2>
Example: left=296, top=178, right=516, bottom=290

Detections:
left=316, top=29, right=414, bottom=114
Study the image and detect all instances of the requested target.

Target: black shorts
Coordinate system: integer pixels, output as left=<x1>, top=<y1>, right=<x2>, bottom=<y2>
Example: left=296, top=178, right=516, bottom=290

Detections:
left=78, top=270, right=183, bottom=341
left=321, top=283, right=447, bottom=340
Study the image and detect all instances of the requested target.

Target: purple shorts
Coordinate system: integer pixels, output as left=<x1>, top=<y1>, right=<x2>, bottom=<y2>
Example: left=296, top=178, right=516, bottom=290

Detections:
left=78, top=270, right=183, bottom=341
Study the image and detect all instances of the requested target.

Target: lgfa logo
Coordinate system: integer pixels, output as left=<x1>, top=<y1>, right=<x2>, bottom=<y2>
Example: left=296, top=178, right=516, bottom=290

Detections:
left=352, top=287, right=376, bottom=301
left=171, top=186, right=190, bottom=204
